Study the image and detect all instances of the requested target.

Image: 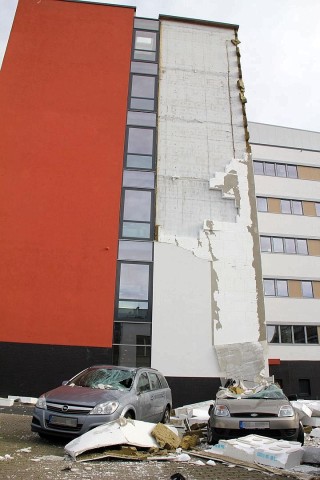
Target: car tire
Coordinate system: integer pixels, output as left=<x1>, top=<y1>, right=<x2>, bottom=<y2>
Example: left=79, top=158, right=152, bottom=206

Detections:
left=297, top=422, right=304, bottom=445
left=161, top=406, right=170, bottom=424
left=207, top=423, right=219, bottom=445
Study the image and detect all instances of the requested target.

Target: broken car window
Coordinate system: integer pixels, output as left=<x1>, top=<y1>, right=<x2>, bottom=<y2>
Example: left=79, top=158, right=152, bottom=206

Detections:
left=68, top=368, right=134, bottom=390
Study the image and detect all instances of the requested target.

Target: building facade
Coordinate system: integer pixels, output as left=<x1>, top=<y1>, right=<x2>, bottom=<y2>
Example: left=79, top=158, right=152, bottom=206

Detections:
left=250, top=122, right=320, bottom=399
left=2, top=0, right=305, bottom=406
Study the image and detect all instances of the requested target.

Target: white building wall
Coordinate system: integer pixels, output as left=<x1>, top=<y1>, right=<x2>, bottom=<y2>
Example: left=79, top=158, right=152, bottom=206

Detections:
left=152, top=20, right=265, bottom=378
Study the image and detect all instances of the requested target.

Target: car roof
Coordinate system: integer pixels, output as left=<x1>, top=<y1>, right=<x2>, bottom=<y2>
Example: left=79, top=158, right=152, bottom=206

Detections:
left=86, top=365, right=161, bottom=373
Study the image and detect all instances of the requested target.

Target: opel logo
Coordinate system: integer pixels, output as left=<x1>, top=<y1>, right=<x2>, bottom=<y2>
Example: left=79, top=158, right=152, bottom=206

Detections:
left=251, top=413, right=258, bottom=417
left=62, top=405, right=69, bottom=412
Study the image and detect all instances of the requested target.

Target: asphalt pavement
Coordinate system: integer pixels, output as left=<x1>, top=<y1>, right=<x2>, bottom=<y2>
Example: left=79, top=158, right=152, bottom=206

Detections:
left=0, top=404, right=304, bottom=480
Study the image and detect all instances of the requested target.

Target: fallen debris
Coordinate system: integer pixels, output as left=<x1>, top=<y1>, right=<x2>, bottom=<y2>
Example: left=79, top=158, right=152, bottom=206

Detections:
left=151, top=423, right=180, bottom=449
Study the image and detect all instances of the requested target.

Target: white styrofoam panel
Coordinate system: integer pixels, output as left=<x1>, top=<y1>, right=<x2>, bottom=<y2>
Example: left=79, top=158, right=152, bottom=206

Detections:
left=257, top=213, right=320, bottom=239
left=261, top=254, right=320, bottom=280
left=151, top=242, right=221, bottom=377
left=264, top=297, right=320, bottom=324
left=254, top=175, right=320, bottom=202
left=251, top=143, right=320, bottom=167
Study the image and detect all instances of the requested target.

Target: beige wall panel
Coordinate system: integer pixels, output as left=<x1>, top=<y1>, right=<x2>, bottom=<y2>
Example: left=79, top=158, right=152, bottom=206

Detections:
left=298, top=166, right=320, bottom=181
left=303, top=201, right=316, bottom=217
left=268, top=198, right=281, bottom=213
left=313, top=281, right=320, bottom=299
left=288, top=280, right=302, bottom=298
left=308, top=240, right=320, bottom=256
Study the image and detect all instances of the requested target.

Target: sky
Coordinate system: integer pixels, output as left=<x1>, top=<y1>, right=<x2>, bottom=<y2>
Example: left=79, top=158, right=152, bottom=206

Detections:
left=1, top=0, right=320, bottom=132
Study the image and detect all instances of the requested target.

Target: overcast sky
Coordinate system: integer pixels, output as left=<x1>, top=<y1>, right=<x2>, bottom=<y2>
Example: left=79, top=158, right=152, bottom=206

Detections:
left=1, top=0, right=319, bottom=132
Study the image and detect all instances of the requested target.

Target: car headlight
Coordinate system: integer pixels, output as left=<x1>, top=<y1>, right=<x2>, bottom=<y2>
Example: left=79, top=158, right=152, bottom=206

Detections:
left=89, top=401, right=119, bottom=415
left=214, top=405, right=230, bottom=417
left=279, top=405, right=294, bottom=417
left=36, top=395, right=47, bottom=410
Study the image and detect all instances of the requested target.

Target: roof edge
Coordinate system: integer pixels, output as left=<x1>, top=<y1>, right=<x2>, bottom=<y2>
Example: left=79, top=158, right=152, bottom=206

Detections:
left=55, top=0, right=136, bottom=11
left=159, top=14, right=239, bottom=30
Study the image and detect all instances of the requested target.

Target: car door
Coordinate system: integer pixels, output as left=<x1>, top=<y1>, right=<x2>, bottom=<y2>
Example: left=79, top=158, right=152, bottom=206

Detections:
left=135, top=371, right=153, bottom=422
left=148, top=372, right=166, bottom=422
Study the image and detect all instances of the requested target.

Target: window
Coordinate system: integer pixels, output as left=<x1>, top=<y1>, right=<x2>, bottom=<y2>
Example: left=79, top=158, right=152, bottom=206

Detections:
left=287, top=165, right=298, bottom=178
left=117, top=300, right=149, bottom=321
left=284, top=238, right=296, bottom=254
left=296, top=239, right=308, bottom=255
left=260, top=236, right=271, bottom=252
left=298, top=379, right=311, bottom=398
left=276, top=164, right=287, bottom=177
left=113, top=322, right=151, bottom=345
left=137, top=372, right=151, bottom=392
left=253, top=161, right=264, bottom=175
left=130, top=98, right=154, bottom=111
left=122, top=221, right=151, bottom=239
left=280, top=325, right=292, bottom=343
left=301, top=281, right=313, bottom=298
left=267, top=325, right=319, bottom=344
left=126, top=154, right=153, bottom=170
left=149, top=372, right=161, bottom=390
left=264, top=162, right=275, bottom=176
left=292, top=200, right=303, bottom=215
left=263, top=279, right=288, bottom=297
left=123, top=171, right=155, bottom=189
left=131, top=75, right=155, bottom=99
left=316, top=203, right=320, bottom=217
left=123, top=190, right=152, bottom=222
left=131, top=61, right=158, bottom=75
left=127, top=127, right=154, bottom=155
left=280, top=199, right=291, bottom=214
left=119, top=263, right=149, bottom=300
left=257, top=197, right=268, bottom=212
left=272, top=237, right=284, bottom=253
left=135, top=31, right=157, bottom=51
left=127, top=111, right=156, bottom=127
left=118, top=240, right=153, bottom=262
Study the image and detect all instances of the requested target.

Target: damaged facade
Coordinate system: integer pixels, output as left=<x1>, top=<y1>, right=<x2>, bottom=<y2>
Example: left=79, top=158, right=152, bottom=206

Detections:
left=0, top=0, right=271, bottom=405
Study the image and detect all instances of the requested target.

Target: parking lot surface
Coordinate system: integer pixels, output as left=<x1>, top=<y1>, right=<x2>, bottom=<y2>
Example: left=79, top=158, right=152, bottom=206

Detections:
left=0, top=405, right=302, bottom=480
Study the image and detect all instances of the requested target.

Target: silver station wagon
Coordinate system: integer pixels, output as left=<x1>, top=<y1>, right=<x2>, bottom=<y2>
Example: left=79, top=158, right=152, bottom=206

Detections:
left=31, top=365, right=172, bottom=438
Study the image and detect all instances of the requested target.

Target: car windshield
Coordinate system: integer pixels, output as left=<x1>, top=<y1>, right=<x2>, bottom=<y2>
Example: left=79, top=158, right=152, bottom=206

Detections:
left=244, top=384, right=287, bottom=400
left=68, top=368, right=135, bottom=390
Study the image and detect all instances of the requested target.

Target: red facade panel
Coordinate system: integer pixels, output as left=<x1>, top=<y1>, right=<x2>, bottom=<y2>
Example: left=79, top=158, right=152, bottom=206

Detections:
left=0, top=0, right=134, bottom=347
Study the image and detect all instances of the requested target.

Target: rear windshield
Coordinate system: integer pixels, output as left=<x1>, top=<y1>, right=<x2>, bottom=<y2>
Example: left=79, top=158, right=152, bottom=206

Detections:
left=68, top=368, right=135, bottom=390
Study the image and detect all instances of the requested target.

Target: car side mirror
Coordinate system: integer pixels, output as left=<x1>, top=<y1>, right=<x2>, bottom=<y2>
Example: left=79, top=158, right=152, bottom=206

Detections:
left=62, top=381, right=68, bottom=386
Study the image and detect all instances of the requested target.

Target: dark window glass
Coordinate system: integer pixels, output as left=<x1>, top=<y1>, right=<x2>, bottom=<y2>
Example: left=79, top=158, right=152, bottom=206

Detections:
left=287, top=165, right=298, bottom=178
left=293, top=325, right=306, bottom=343
left=123, top=171, right=155, bottom=189
left=264, top=162, right=276, bottom=176
left=257, top=197, right=268, bottom=212
left=118, top=240, right=153, bottom=261
left=292, top=200, right=303, bottom=215
left=276, top=280, right=288, bottom=297
left=119, top=263, right=149, bottom=300
left=296, top=239, right=308, bottom=255
left=276, top=164, right=287, bottom=177
left=260, top=236, right=271, bottom=252
left=122, top=222, right=150, bottom=239
left=113, top=345, right=151, bottom=368
left=280, top=325, right=292, bottom=343
left=264, top=279, right=275, bottom=296
left=123, top=190, right=152, bottom=222
left=267, top=325, right=279, bottom=343
left=118, top=300, right=149, bottom=321
left=127, top=154, right=153, bottom=169
left=131, top=75, right=155, bottom=98
left=301, top=281, right=313, bottom=298
left=281, top=199, right=291, bottom=214
left=134, top=18, right=159, bottom=31
left=127, top=111, right=156, bottom=127
left=135, top=31, right=157, bottom=51
left=113, top=322, right=151, bottom=345
left=130, top=98, right=155, bottom=111
left=272, top=237, right=284, bottom=253
left=315, top=203, right=320, bottom=217
left=298, top=379, right=311, bottom=397
left=134, top=50, right=156, bottom=61
left=306, top=326, right=318, bottom=344
left=253, top=161, right=264, bottom=175
left=131, top=61, right=158, bottom=75
left=284, top=238, right=296, bottom=254
left=127, top=127, right=154, bottom=155
left=149, top=372, right=161, bottom=390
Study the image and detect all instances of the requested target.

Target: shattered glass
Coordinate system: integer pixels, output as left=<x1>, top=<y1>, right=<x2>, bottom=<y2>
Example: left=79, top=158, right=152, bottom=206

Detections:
left=68, top=368, right=135, bottom=391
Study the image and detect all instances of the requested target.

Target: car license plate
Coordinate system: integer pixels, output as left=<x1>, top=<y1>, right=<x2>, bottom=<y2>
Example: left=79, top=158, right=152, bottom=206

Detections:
left=239, top=421, right=269, bottom=429
left=49, top=415, right=78, bottom=427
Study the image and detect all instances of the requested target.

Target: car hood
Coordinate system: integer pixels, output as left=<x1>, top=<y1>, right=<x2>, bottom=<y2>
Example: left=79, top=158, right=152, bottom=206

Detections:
left=217, top=398, right=291, bottom=415
left=44, top=385, right=129, bottom=407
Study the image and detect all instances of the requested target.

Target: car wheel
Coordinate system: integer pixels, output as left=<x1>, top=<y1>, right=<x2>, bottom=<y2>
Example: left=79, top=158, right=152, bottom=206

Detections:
left=161, top=406, right=170, bottom=424
left=124, top=411, right=134, bottom=420
left=297, top=422, right=304, bottom=445
left=207, top=423, right=219, bottom=445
